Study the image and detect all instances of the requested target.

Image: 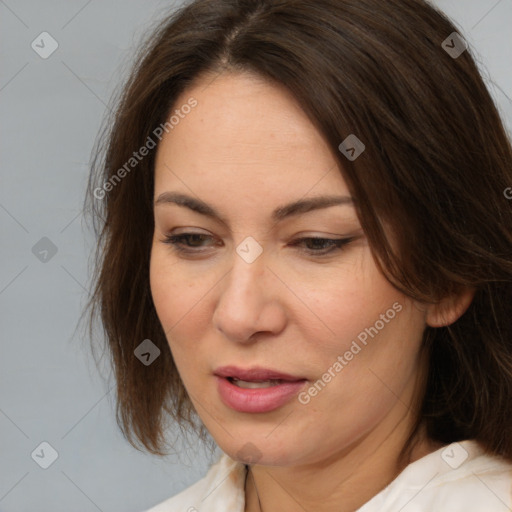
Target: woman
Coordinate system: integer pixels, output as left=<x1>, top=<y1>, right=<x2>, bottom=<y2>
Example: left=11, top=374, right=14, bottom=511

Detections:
left=85, top=0, right=512, bottom=510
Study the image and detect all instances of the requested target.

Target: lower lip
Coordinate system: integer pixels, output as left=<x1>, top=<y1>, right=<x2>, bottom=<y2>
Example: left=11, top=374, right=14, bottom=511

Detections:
left=215, top=376, right=307, bottom=413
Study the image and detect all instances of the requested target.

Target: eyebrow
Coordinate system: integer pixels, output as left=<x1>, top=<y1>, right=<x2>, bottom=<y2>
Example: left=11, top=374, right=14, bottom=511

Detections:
left=154, top=191, right=354, bottom=224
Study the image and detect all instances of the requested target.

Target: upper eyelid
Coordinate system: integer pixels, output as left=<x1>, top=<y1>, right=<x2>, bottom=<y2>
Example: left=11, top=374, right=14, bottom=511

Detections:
left=164, top=230, right=352, bottom=240
left=161, top=234, right=356, bottom=260
left=157, top=221, right=365, bottom=248
left=163, top=232, right=354, bottom=246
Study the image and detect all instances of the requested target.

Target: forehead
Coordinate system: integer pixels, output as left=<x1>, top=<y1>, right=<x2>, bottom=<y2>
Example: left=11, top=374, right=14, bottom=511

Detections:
left=153, top=72, right=353, bottom=223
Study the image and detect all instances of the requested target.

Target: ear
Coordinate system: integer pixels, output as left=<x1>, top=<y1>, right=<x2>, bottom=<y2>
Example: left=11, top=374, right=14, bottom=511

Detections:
left=425, top=286, right=476, bottom=328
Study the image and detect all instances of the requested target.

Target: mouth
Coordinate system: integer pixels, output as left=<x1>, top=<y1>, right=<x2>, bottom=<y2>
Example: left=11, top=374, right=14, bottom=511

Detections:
left=214, top=366, right=308, bottom=413
left=214, top=365, right=307, bottom=382
left=226, top=376, right=297, bottom=388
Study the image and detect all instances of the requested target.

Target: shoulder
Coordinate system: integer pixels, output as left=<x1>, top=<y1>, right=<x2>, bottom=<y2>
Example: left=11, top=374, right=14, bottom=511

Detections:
left=142, top=452, right=247, bottom=512
left=359, top=440, right=512, bottom=511
left=425, top=441, right=512, bottom=510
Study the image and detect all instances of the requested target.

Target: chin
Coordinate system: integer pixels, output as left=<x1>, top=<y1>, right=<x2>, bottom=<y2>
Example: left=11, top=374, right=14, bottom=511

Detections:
left=217, top=437, right=298, bottom=467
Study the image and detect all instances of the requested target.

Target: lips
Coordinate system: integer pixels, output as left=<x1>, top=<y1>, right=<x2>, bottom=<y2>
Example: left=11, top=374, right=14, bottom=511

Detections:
left=215, top=374, right=308, bottom=413
left=214, top=365, right=307, bottom=382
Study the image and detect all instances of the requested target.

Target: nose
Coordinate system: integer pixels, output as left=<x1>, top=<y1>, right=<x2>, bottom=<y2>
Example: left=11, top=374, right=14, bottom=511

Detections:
left=212, top=249, right=286, bottom=344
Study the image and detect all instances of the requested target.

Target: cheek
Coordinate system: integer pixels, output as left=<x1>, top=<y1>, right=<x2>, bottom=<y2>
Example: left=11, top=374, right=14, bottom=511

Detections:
left=149, top=247, right=202, bottom=388
left=150, top=244, right=200, bottom=321
left=290, top=250, right=404, bottom=355
left=149, top=243, right=216, bottom=360
left=149, top=246, right=192, bottom=347
left=304, top=297, right=426, bottom=418
left=293, top=253, right=426, bottom=411
left=150, top=249, right=176, bottom=324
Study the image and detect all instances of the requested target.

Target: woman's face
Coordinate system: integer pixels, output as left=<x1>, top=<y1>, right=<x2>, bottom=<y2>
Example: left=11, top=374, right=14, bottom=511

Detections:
left=150, top=71, right=430, bottom=467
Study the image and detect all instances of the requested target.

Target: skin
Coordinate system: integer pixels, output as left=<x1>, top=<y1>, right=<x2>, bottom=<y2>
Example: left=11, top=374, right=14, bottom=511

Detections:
left=149, top=71, right=474, bottom=512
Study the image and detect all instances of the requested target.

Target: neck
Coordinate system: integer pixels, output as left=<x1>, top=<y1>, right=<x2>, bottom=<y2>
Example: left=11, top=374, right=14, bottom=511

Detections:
left=243, top=426, right=442, bottom=512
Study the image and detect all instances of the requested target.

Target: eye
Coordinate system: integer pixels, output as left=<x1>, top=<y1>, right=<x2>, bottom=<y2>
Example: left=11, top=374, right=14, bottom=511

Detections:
left=288, top=236, right=355, bottom=256
left=161, top=233, right=355, bottom=257
left=161, top=233, right=215, bottom=253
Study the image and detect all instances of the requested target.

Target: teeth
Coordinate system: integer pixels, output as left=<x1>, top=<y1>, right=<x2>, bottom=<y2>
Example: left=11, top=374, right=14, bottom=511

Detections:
left=230, top=378, right=282, bottom=388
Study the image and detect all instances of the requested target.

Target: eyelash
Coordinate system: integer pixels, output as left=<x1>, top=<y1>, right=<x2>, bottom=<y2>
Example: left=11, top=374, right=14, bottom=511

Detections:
left=161, top=233, right=355, bottom=257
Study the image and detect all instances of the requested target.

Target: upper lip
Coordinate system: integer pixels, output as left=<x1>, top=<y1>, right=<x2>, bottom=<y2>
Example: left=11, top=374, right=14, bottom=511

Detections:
left=214, top=365, right=307, bottom=382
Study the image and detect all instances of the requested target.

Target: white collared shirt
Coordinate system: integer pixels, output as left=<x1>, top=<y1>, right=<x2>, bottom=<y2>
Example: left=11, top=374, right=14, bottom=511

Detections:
left=143, top=439, right=512, bottom=511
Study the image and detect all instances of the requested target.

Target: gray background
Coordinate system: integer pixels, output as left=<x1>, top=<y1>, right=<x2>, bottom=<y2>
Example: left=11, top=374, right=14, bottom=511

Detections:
left=0, top=1, right=511, bottom=511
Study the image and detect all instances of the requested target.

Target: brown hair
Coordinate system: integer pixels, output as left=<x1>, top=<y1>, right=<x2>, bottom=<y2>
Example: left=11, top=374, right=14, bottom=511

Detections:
left=84, top=0, right=512, bottom=463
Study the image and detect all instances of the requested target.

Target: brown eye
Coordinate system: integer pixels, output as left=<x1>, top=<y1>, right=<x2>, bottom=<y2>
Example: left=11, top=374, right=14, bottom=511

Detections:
left=288, top=237, right=355, bottom=256
left=161, top=233, right=215, bottom=253
left=161, top=233, right=355, bottom=257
